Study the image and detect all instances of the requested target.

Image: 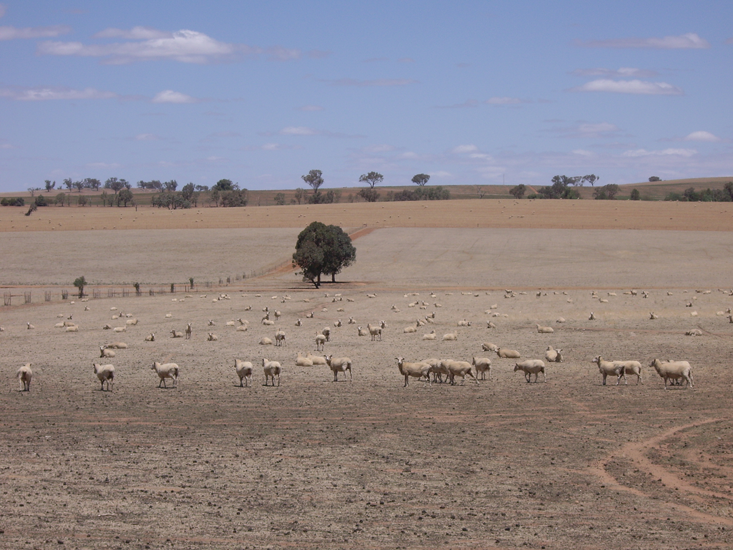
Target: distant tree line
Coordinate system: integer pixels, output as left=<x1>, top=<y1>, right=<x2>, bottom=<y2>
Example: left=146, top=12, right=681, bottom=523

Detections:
left=665, top=183, right=733, bottom=202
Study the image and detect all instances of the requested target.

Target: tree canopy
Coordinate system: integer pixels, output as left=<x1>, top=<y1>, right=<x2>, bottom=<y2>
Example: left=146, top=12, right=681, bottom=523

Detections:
left=411, top=173, right=430, bottom=186
left=292, top=222, right=356, bottom=288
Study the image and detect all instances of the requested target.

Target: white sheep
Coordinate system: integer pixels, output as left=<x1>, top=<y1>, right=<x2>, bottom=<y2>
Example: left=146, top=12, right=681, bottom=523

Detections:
left=367, top=323, right=382, bottom=341
left=315, top=334, right=326, bottom=351
left=482, top=342, right=499, bottom=352
left=307, top=353, right=327, bottom=366
left=99, top=346, right=116, bottom=358
left=536, top=324, right=554, bottom=334
left=16, top=363, right=32, bottom=391
left=357, top=326, right=369, bottom=337
left=545, top=346, right=563, bottom=363
left=262, top=319, right=275, bottom=326
left=152, top=361, right=179, bottom=388
left=26, top=322, right=35, bottom=330
left=295, top=353, right=313, bottom=367
left=65, top=325, right=79, bottom=332
left=650, top=359, right=693, bottom=389
left=126, top=318, right=139, bottom=326
left=348, top=317, right=356, bottom=325
left=263, top=359, right=281, bottom=386
left=325, top=355, right=352, bottom=382
left=613, top=360, right=643, bottom=384
left=170, top=329, right=184, bottom=338
left=259, top=337, right=273, bottom=346
left=92, top=363, right=115, bottom=391
left=514, top=360, right=546, bottom=383
left=444, top=359, right=478, bottom=385
left=588, top=312, right=596, bottom=320
left=592, top=356, right=626, bottom=386
left=442, top=331, right=458, bottom=341
left=234, top=359, right=253, bottom=387
left=487, top=321, right=496, bottom=329
left=649, top=312, right=659, bottom=320
left=403, top=323, right=418, bottom=334
left=422, top=330, right=436, bottom=340
left=472, top=357, right=492, bottom=380
left=106, top=342, right=127, bottom=349
left=144, top=332, right=156, bottom=342
left=113, top=326, right=126, bottom=333
left=322, top=327, right=331, bottom=342
left=207, top=333, right=218, bottom=341
left=685, top=328, right=703, bottom=336
left=334, top=319, right=342, bottom=328
left=457, top=319, right=471, bottom=327
left=495, top=347, right=520, bottom=359
left=425, top=359, right=449, bottom=383
left=274, top=329, right=286, bottom=346
left=396, top=357, right=431, bottom=387
left=295, top=318, right=302, bottom=326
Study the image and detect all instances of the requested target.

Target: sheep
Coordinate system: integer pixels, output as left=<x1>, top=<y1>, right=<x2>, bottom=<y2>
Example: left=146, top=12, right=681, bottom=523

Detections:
left=322, top=327, right=331, bottom=342
left=26, top=322, right=35, bottom=330
left=275, top=329, right=286, bottom=346
left=482, top=342, right=499, bottom=352
left=151, top=361, right=179, bottom=388
left=259, top=337, right=273, bottom=346
left=236, top=325, right=248, bottom=332
left=144, top=332, right=156, bottom=342
left=514, top=360, right=546, bottom=383
left=170, top=329, right=184, bottom=338
left=263, top=359, right=281, bottom=386
left=92, top=363, right=115, bottom=391
left=207, top=333, right=218, bottom=341
left=325, top=355, right=353, bottom=382
left=226, top=320, right=236, bottom=327
left=262, top=319, right=275, bottom=326
left=315, top=334, right=326, bottom=351
left=649, top=312, right=658, bottom=320
left=295, top=318, right=303, bottom=327
left=54, top=321, right=65, bottom=328
left=126, top=318, right=139, bottom=326
left=556, top=317, right=566, bottom=324
left=274, top=310, right=281, bottom=320
left=396, top=357, right=431, bottom=387
left=487, top=321, right=496, bottom=329
left=685, top=328, right=703, bottom=336
left=592, top=356, right=626, bottom=386
left=234, top=359, right=253, bottom=387
left=426, top=359, right=449, bottom=383
left=495, top=347, right=521, bottom=359
left=613, top=360, right=643, bottom=384
left=422, top=330, right=437, bottom=340
left=334, top=319, right=342, bottom=328
left=367, top=323, right=382, bottom=341
left=650, top=359, right=693, bottom=389
left=16, top=363, right=32, bottom=391
left=65, top=325, right=79, bottom=332
left=588, top=312, right=596, bottom=320
left=348, top=317, right=356, bottom=325
left=457, top=319, right=471, bottom=327
left=99, top=346, right=116, bottom=358
left=113, top=326, right=126, bottom=333
left=379, top=320, right=387, bottom=329
left=295, top=353, right=313, bottom=367
left=307, top=353, right=327, bottom=366
left=403, top=324, right=418, bottom=334
left=357, top=326, right=369, bottom=337
left=444, top=360, right=478, bottom=385
left=472, top=357, right=492, bottom=380
left=442, top=331, right=458, bottom=341
left=544, top=346, right=563, bottom=363
left=208, top=319, right=215, bottom=326
left=306, top=311, right=314, bottom=318
left=536, top=324, right=554, bottom=334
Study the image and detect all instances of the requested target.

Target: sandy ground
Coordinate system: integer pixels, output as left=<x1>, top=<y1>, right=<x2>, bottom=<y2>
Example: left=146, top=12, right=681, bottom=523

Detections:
left=1, top=200, right=733, bottom=549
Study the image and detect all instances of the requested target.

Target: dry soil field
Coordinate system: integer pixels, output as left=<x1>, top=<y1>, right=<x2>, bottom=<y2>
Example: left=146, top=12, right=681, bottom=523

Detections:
left=2, top=199, right=733, bottom=550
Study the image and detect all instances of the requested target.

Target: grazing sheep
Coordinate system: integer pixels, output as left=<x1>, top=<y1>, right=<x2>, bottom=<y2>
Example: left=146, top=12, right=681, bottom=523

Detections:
left=274, top=329, right=286, bottom=346
left=396, top=357, right=431, bottom=387
left=545, top=346, right=563, bottom=363
left=16, top=363, right=32, bottom=391
left=259, top=337, right=273, bottom=346
left=536, top=324, right=554, bottom=334
left=444, top=360, right=478, bottom=385
left=325, top=355, right=353, bottom=382
left=144, top=332, right=156, bottom=342
left=263, top=359, right=281, bottom=386
left=495, top=347, right=521, bottom=359
left=472, top=357, right=492, bottom=380
left=92, top=363, right=115, bottom=391
left=482, top=342, right=499, bottom=352
left=442, top=331, right=458, bottom=341
left=295, top=353, right=313, bottom=367
left=367, top=323, right=382, bottom=341
left=100, top=346, right=116, bottom=358
left=592, top=356, right=626, bottom=386
left=514, top=360, right=546, bottom=383
left=315, top=334, right=326, bottom=351
left=422, top=330, right=437, bottom=340
left=322, top=327, right=331, bottom=342
left=207, top=333, right=218, bottom=341
left=170, top=329, right=184, bottom=338
left=650, top=359, right=693, bottom=389
left=151, top=361, right=179, bottom=388
left=234, top=359, right=253, bottom=387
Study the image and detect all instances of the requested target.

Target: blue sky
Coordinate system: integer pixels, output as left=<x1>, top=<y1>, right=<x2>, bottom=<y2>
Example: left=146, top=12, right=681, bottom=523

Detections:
left=0, top=0, right=731, bottom=192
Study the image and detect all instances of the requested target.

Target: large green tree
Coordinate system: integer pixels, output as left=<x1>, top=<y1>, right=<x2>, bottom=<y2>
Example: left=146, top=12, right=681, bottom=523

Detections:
left=292, top=222, right=356, bottom=288
left=412, top=173, right=430, bottom=186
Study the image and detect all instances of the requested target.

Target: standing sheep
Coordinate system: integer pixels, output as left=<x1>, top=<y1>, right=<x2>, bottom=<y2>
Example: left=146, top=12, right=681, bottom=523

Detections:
left=151, top=361, right=179, bottom=388
left=367, top=324, right=382, bottom=341
left=234, top=359, right=253, bottom=387
left=274, top=329, right=286, bottom=346
left=325, top=355, right=353, bottom=382
left=472, top=357, right=492, bottom=380
left=263, top=359, right=281, bottom=386
left=514, top=360, right=546, bottom=383
left=16, top=363, right=32, bottom=391
left=315, top=334, right=326, bottom=351
left=650, top=359, right=693, bottom=389
left=396, top=357, right=431, bottom=387
left=592, top=356, right=626, bottom=386
left=92, top=363, right=115, bottom=391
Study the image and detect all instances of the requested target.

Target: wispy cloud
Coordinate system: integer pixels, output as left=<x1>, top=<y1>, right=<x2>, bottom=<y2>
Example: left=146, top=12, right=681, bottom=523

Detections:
left=0, top=24, right=71, bottom=40
left=0, top=85, right=116, bottom=101
left=324, top=78, right=418, bottom=87
left=451, top=144, right=479, bottom=154
left=684, top=131, right=722, bottom=142
left=151, top=90, right=198, bottom=104
left=94, top=26, right=170, bottom=40
left=280, top=126, right=317, bottom=136
left=570, top=79, right=683, bottom=95
left=622, top=148, right=697, bottom=158
left=545, top=122, right=622, bottom=139
left=579, top=32, right=710, bottom=49
left=134, top=133, right=159, bottom=141
left=571, top=67, right=658, bottom=78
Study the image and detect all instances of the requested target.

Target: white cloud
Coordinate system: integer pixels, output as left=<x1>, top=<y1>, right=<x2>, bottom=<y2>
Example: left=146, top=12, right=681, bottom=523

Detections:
left=280, top=126, right=317, bottom=136
left=325, top=78, right=418, bottom=87
left=570, top=79, right=683, bottom=95
left=485, top=96, right=523, bottom=105
left=0, top=5, right=6, bottom=18
left=94, top=26, right=171, bottom=40
left=571, top=67, right=658, bottom=78
left=452, top=144, right=479, bottom=154
left=684, top=131, right=721, bottom=142
left=622, top=148, right=697, bottom=158
left=87, top=162, right=120, bottom=169
left=399, top=151, right=420, bottom=160
left=580, top=33, right=710, bottom=49
left=134, top=133, right=158, bottom=141
left=0, top=86, right=116, bottom=101
left=298, top=104, right=324, bottom=111
left=431, top=171, right=453, bottom=178
left=572, top=149, right=595, bottom=156
left=151, top=90, right=197, bottom=104
left=0, top=25, right=71, bottom=40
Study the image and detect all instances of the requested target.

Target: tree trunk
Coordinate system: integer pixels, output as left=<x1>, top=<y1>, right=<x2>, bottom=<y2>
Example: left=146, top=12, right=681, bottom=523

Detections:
left=331, top=273, right=336, bottom=283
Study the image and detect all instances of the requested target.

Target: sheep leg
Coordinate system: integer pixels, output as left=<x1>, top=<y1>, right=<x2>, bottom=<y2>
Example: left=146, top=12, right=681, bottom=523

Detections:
left=333, top=371, right=338, bottom=382
left=404, top=374, right=409, bottom=387
left=348, top=367, right=352, bottom=382
left=602, top=374, right=607, bottom=386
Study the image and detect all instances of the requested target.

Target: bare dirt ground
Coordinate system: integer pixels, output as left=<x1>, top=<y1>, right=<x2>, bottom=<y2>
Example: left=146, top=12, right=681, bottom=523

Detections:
left=2, top=200, right=732, bottom=549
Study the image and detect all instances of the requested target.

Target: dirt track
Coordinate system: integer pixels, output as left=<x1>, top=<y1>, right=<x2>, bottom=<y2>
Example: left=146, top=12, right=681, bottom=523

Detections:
left=2, top=200, right=732, bottom=549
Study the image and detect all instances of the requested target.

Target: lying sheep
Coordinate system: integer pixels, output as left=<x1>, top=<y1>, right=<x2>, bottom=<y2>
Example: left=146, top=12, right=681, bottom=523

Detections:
left=259, top=337, right=273, bottom=346
left=592, top=356, right=625, bottom=386
left=403, top=323, right=418, bottom=334
left=207, top=333, right=218, bottom=341
left=113, top=326, right=126, bottom=333
left=422, top=330, right=437, bottom=340
left=126, top=318, right=138, bottom=326
left=496, top=347, right=521, bottom=359
left=307, top=353, right=327, bottom=366
left=514, top=360, right=546, bottom=383
left=170, top=329, right=184, bottom=338
left=650, top=359, right=693, bottom=389
left=16, top=363, right=32, bottom=391
left=65, top=325, right=79, bottom=332
left=396, top=357, right=431, bottom=387
left=357, top=326, right=369, bottom=337
left=234, top=359, right=253, bottom=387
left=295, top=353, right=313, bottom=367
left=100, top=346, right=116, bottom=358
left=152, top=361, right=179, bottom=388
left=536, top=324, right=554, bottom=334
left=144, top=332, right=156, bottom=342
left=685, top=328, right=703, bottom=336
left=457, top=319, right=471, bottom=327
left=545, top=346, right=563, bottom=363
left=482, top=342, right=499, bottom=352
left=263, top=359, right=281, bottom=386
left=295, top=318, right=302, bottom=327
left=325, top=355, right=353, bottom=382
left=472, top=357, right=492, bottom=380
left=92, top=363, right=115, bottom=391
left=442, top=331, right=458, bottom=341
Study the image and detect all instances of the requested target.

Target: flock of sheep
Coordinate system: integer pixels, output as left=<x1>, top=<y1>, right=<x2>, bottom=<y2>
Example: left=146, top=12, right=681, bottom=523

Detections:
left=11, top=285, right=727, bottom=394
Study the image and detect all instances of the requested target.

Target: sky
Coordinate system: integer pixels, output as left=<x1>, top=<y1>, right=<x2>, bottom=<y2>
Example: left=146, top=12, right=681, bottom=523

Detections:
left=0, top=0, right=732, bottom=193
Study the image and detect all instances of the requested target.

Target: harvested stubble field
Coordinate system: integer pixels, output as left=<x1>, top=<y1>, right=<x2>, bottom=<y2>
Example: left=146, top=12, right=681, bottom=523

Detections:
left=2, top=199, right=733, bottom=550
